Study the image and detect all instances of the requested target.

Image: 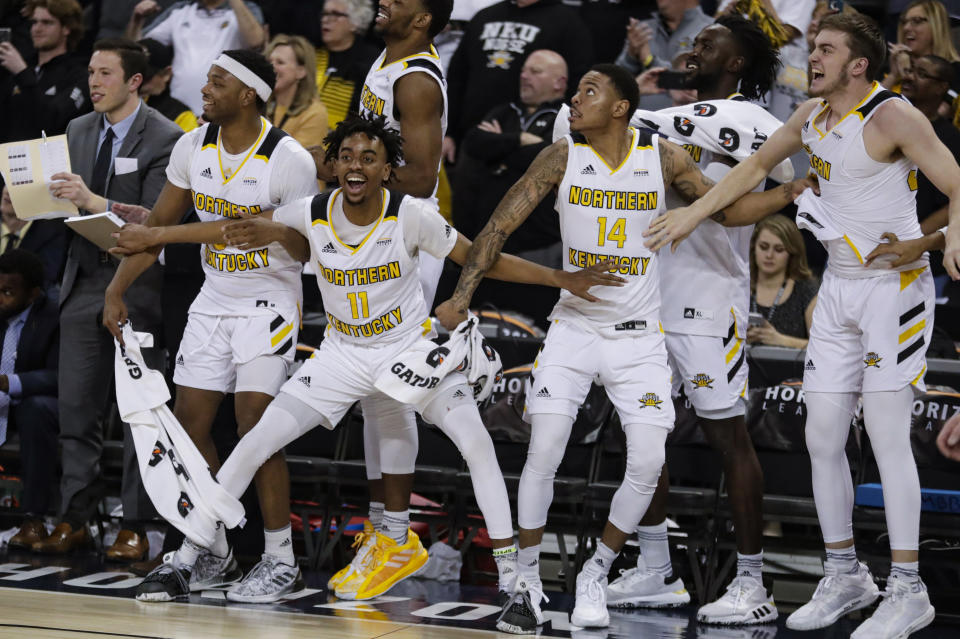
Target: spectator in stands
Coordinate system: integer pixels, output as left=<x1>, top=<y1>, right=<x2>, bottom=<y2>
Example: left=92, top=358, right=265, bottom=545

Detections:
left=0, top=183, right=67, bottom=287
left=33, top=38, right=181, bottom=561
left=443, top=0, right=595, bottom=162
left=434, top=0, right=496, bottom=77
left=0, top=0, right=35, bottom=72
left=138, top=37, right=197, bottom=132
left=95, top=0, right=175, bottom=40
left=748, top=214, right=818, bottom=349
left=580, top=0, right=655, bottom=64
left=314, top=0, right=378, bottom=131
left=0, top=250, right=60, bottom=552
left=938, top=413, right=960, bottom=461
left=0, top=0, right=90, bottom=143
left=266, top=34, right=328, bottom=148
left=614, top=0, right=712, bottom=110
left=806, top=0, right=859, bottom=52
left=883, top=0, right=960, bottom=94
left=126, top=0, right=265, bottom=114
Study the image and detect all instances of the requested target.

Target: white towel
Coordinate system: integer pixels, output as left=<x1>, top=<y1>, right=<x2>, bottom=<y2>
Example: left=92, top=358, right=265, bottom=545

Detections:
left=115, top=324, right=245, bottom=548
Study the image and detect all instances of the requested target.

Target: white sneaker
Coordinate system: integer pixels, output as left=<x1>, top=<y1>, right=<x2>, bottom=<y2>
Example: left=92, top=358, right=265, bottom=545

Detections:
left=786, top=561, right=879, bottom=630
left=226, top=554, right=305, bottom=603
left=606, top=558, right=690, bottom=609
left=697, top=574, right=777, bottom=625
left=571, top=572, right=610, bottom=628
left=850, top=574, right=936, bottom=639
left=190, top=548, right=243, bottom=591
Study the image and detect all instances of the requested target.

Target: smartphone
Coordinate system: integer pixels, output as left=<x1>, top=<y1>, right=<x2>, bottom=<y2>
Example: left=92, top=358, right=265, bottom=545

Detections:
left=827, top=0, right=843, bottom=12
left=748, top=312, right=765, bottom=328
left=0, top=28, right=12, bottom=44
left=656, top=70, right=691, bottom=90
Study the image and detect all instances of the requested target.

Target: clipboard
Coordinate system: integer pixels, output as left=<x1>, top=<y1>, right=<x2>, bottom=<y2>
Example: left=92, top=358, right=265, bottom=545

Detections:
left=64, top=212, right=125, bottom=251
left=0, top=132, right=79, bottom=219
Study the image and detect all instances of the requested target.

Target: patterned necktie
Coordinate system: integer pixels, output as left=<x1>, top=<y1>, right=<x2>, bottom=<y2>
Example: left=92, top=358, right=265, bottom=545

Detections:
left=0, top=317, right=18, bottom=446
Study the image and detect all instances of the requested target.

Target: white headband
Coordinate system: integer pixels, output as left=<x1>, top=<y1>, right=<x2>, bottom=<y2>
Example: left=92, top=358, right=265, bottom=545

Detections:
left=213, top=53, right=272, bottom=102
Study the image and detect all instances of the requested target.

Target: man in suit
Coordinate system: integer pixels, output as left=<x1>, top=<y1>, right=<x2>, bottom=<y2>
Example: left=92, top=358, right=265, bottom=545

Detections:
left=36, top=37, right=182, bottom=561
left=0, top=250, right=60, bottom=550
left=1, top=182, right=68, bottom=287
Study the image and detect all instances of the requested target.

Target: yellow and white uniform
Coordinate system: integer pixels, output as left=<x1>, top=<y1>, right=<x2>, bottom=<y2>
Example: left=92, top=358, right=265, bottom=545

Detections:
left=166, top=118, right=319, bottom=394
left=796, top=83, right=933, bottom=393
left=527, top=128, right=674, bottom=429
left=270, top=188, right=466, bottom=425
left=359, top=46, right=448, bottom=305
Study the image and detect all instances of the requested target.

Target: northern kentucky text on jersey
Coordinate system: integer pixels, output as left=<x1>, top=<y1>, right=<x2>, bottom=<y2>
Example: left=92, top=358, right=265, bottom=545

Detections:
left=317, top=261, right=402, bottom=287
left=193, top=191, right=263, bottom=218
left=568, top=249, right=652, bottom=275
left=326, top=306, right=403, bottom=338
left=567, top=185, right=659, bottom=211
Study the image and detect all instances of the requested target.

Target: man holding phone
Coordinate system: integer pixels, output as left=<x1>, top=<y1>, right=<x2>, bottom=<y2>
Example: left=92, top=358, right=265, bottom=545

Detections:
left=0, top=0, right=90, bottom=143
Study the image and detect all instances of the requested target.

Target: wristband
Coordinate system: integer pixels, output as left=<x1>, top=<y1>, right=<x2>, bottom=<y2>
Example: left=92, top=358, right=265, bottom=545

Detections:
left=642, top=54, right=654, bottom=68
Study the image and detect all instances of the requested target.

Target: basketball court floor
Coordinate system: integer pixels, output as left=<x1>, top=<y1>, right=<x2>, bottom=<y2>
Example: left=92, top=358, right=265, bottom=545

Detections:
left=0, top=549, right=957, bottom=638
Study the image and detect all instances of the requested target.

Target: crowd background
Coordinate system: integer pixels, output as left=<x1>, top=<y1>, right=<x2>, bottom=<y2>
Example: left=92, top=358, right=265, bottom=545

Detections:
left=0, top=0, right=958, bottom=568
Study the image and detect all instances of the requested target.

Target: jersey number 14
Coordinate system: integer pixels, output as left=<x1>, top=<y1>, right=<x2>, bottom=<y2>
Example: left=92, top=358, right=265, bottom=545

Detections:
left=597, top=216, right=627, bottom=249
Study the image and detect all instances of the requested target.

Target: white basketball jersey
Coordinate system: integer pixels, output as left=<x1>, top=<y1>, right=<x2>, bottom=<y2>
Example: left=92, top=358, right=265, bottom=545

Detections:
left=550, top=128, right=666, bottom=337
left=797, top=82, right=925, bottom=277
left=299, top=188, right=432, bottom=345
left=659, top=95, right=766, bottom=339
left=188, top=119, right=305, bottom=311
left=359, top=46, right=447, bottom=202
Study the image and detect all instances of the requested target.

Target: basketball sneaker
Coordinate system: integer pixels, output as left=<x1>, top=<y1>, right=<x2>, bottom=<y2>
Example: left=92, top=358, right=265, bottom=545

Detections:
left=786, top=561, right=879, bottom=630
left=135, top=552, right=191, bottom=602
left=327, top=521, right=377, bottom=591
left=606, top=557, right=691, bottom=608
left=571, top=572, right=610, bottom=628
left=849, top=574, right=935, bottom=639
left=696, top=574, right=777, bottom=625
left=497, top=578, right=549, bottom=634
left=190, top=548, right=243, bottom=592
left=335, top=529, right=428, bottom=601
left=226, top=554, right=305, bottom=603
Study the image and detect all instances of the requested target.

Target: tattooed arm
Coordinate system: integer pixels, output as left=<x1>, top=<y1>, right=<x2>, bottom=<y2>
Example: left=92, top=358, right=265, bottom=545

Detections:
left=435, top=140, right=568, bottom=329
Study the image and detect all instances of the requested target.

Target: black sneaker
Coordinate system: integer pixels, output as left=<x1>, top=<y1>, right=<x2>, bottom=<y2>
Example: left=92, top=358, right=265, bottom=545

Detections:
left=136, top=552, right=191, bottom=602
left=497, top=581, right=547, bottom=635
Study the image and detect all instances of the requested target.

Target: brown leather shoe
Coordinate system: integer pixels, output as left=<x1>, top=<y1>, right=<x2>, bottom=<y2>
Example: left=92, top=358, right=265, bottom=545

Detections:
left=105, top=529, right=149, bottom=562
left=130, top=552, right=163, bottom=577
left=9, top=518, right=47, bottom=550
left=32, top=522, right=92, bottom=554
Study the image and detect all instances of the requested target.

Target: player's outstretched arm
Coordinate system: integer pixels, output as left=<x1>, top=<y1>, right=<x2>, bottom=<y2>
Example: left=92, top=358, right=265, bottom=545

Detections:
left=222, top=212, right=311, bottom=261
left=435, top=140, right=568, bottom=329
left=391, top=72, right=444, bottom=198
left=104, top=182, right=193, bottom=343
left=644, top=100, right=815, bottom=251
left=877, top=100, right=960, bottom=280
left=864, top=230, right=947, bottom=268
left=446, top=231, right=625, bottom=299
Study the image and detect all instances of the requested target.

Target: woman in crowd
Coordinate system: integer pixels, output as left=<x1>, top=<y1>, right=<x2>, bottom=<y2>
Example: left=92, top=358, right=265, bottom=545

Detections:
left=883, top=0, right=959, bottom=93
left=748, top=215, right=819, bottom=349
left=266, top=34, right=329, bottom=148
left=315, top=0, right=379, bottom=131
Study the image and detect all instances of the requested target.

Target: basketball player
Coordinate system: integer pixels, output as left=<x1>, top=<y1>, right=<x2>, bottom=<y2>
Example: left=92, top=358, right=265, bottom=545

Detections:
left=328, top=0, right=456, bottom=600
left=435, top=64, right=810, bottom=632
left=606, top=17, right=787, bottom=625
left=117, top=112, right=619, bottom=604
left=102, top=49, right=319, bottom=602
left=645, top=14, right=960, bottom=638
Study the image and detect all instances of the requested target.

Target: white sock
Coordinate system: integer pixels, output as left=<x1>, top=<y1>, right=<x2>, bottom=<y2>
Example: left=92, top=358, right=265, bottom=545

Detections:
left=737, top=551, right=763, bottom=581
left=264, top=524, right=295, bottom=566
left=174, top=539, right=204, bottom=570
left=825, top=546, right=859, bottom=575
left=583, top=541, right=617, bottom=581
left=382, top=510, right=409, bottom=545
left=636, top=522, right=671, bottom=577
left=368, top=501, right=385, bottom=532
left=890, top=561, right=920, bottom=584
left=493, top=545, right=519, bottom=592
left=518, top=544, right=541, bottom=586
left=210, top=522, right=229, bottom=558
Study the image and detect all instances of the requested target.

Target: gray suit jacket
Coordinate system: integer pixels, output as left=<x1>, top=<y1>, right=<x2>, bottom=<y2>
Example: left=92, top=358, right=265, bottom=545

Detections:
left=61, top=102, right=182, bottom=325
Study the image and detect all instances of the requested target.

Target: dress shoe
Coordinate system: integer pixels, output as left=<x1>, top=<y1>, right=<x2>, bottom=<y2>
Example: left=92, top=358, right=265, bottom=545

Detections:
left=8, top=518, right=47, bottom=550
left=106, top=529, right=149, bottom=562
left=32, top=522, right=92, bottom=554
left=130, top=553, right=164, bottom=577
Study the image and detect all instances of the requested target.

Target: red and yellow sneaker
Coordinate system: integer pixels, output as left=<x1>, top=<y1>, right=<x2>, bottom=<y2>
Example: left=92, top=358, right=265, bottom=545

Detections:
left=335, top=529, right=428, bottom=600
left=327, top=520, right=377, bottom=591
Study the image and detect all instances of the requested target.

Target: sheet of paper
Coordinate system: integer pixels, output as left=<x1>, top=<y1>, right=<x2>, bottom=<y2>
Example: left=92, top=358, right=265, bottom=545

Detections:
left=0, top=134, right=78, bottom=219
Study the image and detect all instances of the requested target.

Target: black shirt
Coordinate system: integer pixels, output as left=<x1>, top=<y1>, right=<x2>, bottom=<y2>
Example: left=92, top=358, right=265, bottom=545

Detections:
left=916, top=117, right=960, bottom=276
left=752, top=278, right=819, bottom=340
left=0, top=52, right=91, bottom=143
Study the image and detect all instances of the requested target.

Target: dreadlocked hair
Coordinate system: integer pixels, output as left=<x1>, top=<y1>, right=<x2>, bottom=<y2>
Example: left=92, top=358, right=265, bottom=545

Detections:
left=716, top=14, right=781, bottom=100
left=323, top=112, right=405, bottom=168
left=732, top=0, right=791, bottom=48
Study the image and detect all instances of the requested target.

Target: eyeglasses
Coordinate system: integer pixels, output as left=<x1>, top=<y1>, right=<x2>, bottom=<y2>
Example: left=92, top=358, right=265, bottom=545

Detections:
left=906, top=67, right=949, bottom=83
left=899, top=16, right=929, bottom=27
left=321, top=10, right=350, bottom=20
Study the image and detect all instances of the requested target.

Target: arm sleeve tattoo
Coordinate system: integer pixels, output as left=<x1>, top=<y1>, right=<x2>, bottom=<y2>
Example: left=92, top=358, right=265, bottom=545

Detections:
left=660, top=139, right=717, bottom=205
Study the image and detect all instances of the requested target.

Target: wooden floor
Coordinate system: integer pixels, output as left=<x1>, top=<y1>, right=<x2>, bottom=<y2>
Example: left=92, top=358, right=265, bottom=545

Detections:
left=0, top=587, right=513, bottom=639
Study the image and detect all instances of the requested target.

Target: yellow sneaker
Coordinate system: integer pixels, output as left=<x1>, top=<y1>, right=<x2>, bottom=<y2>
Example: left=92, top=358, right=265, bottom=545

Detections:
left=335, top=529, right=428, bottom=601
left=327, top=520, right=377, bottom=591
